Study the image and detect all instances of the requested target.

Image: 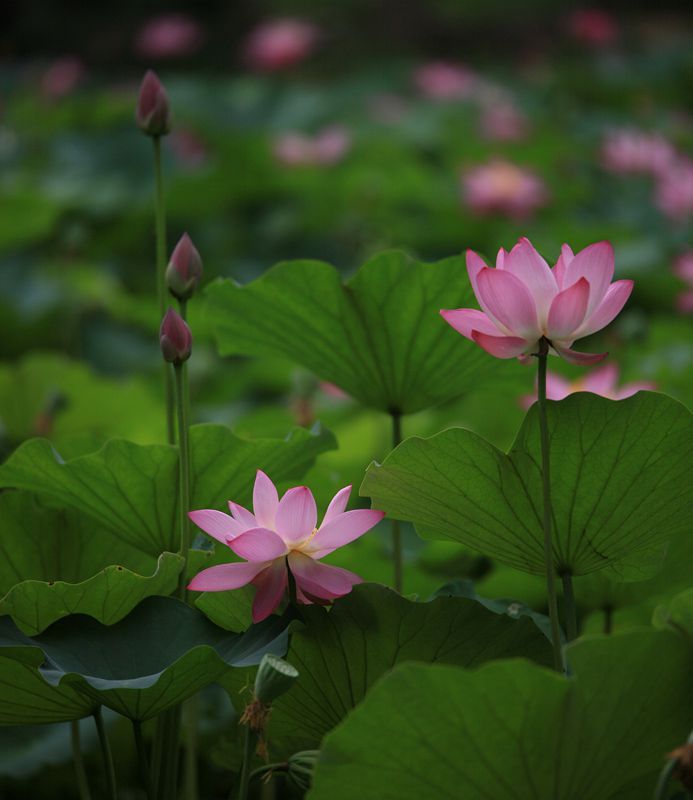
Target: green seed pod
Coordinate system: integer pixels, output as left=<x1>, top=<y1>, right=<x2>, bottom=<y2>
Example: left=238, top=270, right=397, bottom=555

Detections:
left=287, top=750, right=319, bottom=793
left=253, top=653, right=299, bottom=705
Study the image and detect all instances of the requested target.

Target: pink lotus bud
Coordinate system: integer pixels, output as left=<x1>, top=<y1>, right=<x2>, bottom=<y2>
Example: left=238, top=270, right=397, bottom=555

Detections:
left=136, top=70, right=171, bottom=137
left=160, top=308, right=192, bottom=364
left=166, top=233, right=203, bottom=301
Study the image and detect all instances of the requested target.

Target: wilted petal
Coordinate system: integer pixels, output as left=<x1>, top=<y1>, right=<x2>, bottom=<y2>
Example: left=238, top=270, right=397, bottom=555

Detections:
left=472, top=330, right=531, bottom=359
left=188, top=509, right=245, bottom=544
left=251, top=560, right=288, bottom=622
left=187, top=561, right=268, bottom=592
left=306, top=509, right=385, bottom=559
left=576, top=280, right=634, bottom=337
left=477, top=268, right=539, bottom=339
left=321, top=485, right=352, bottom=527
left=563, top=241, right=614, bottom=317
left=439, top=308, right=500, bottom=339
left=288, top=552, right=361, bottom=600
left=228, top=527, right=287, bottom=562
left=503, top=238, right=558, bottom=323
left=228, top=502, right=257, bottom=528
left=275, top=486, right=317, bottom=545
left=253, top=470, right=279, bottom=528
left=554, top=345, right=608, bottom=365
left=547, top=277, right=590, bottom=339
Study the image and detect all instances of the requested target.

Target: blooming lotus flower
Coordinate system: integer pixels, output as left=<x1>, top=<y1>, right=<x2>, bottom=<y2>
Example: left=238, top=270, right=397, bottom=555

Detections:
left=521, top=363, right=655, bottom=408
left=187, top=471, right=385, bottom=622
left=601, top=129, right=676, bottom=177
left=461, top=159, right=548, bottom=220
left=655, top=159, right=693, bottom=223
left=441, top=238, right=633, bottom=365
left=243, top=18, right=319, bottom=72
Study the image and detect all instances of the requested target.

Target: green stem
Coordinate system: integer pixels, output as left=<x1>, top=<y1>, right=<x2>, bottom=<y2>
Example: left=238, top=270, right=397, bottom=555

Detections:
left=249, top=762, right=288, bottom=784
left=287, top=559, right=298, bottom=609
left=133, top=720, right=152, bottom=800
left=561, top=572, right=578, bottom=641
left=183, top=696, right=199, bottom=800
left=237, top=726, right=255, bottom=800
left=174, top=364, right=191, bottom=599
left=71, top=720, right=92, bottom=800
left=153, top=135, right=175, bottom=445
left=390, top=411, right=403, bottom=594
left=93, top=707, right=117, bottom=800
left=158, top=707, right=182, bottom=800
left=537, top=339, right=564, bottom=672
left=603, top=605, right=613, bottom=635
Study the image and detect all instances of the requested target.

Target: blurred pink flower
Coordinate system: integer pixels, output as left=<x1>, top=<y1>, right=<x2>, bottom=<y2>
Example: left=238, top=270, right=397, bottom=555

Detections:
left=568, top=9, right=619, bottom=46
left=479, top=102, right=529, bottom=142
left=243, top=18, right=319, bottom=72
left=169, top=129, right=208, bottom=168
left=601, top=129, right=676, bottom=177
left=320, top=382, right=349, bottom=400
left=441, top=238, right=633, bottom=365
left=655, top=159, right=693, bottom=222
left=273, top=126, right=351, bottom=167
left=188, top=471, right=384, bottom=621
left=135, top=14, right=204, bottom=59
left=413, top=61, right=476, bottom=101
left=461, top=159, right=548, bottom=219
left=521, top=363, right=655, bottom=408
left=41, top=56, right=85, bottom=99
left=674, top=251, right=693, bottom=314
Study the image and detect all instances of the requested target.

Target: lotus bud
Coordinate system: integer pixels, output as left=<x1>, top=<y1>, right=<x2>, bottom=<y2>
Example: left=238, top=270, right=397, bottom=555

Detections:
left=254, top=654, right=299, bottom=705
left=166, top=233, right=203, bottom=301
left=136, top=70, right=171, bottom=137
left=159, top=308, right=192, bottom=365
left=287, top=750, right=319, bottom=793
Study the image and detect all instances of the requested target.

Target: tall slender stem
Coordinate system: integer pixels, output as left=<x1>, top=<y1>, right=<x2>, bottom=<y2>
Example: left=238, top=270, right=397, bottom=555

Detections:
left=174, top=363, right=191, bottom=599
left=536, top=339, right=564, bottom=672
left=287, top=560, right=298, bottom=609
left=153, top=135, right=175, bottom=445
left=390, top=411, right=403, bottom=593
left=183, top=697, right=199, bottom=800
left=71, top=720, right=92, bottom=800
left=93, top=707, right=117, bottom=800
left=133, top=720, right=152, bottom=800
left=237, top=726, right=255, bottom=800
left=561, top=572, right=578, bottom=641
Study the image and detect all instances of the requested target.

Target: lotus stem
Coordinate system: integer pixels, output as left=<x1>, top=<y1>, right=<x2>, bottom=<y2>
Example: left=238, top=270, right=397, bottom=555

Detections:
left=93, top=707, right=117, bottom=800
left=71, top=719, right=92, bottom=800
left=561, top=571, right=578, bottom=641
left=237, top=725, right=255, bottom=800
left=390, top=411, right=403, bottom=593
left=153, top=134, right=175, bottom=445
left=133, top=720, right=153, bottom=800
left=537, top=338, right=564, bottom=672
left=174, top=363, right=191, bottom=599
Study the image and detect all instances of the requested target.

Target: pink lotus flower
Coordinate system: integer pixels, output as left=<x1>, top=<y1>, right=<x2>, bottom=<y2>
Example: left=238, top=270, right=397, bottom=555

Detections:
left=41, top=56, right=85, bottom=99
left=440, top=238, right=633, bottom=365
left=135, top=14, right=204, bottom=59
left=461, top=159, right=548, bottom=220
left=568, top=9, right=619, bottom=46
left=674, top=251, right=693, bottom=314
left=273, top=126, right=351, bottom=167
left=187, top=472, right=385, bottom=622
left=655, top=158, right=693, bottom=222
left=479, top=102, right=529, bottom=142
left=136, top=70, right=171, bottom=137
left=601, top=129, right=676, bottom=177
left=413, top=61, right=476, bottom=101
left=243, top=18, right=319, bottom=72
left=521, top=363, right=655, bottom=408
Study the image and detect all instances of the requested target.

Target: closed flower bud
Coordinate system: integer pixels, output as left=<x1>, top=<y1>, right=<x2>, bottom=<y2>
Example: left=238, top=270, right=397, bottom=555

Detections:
left=287, top=750, right=319, bottom=793
left=254, top=653, right=299, bottom=705
left=166, top=233, right=203, bottom=301
left=136, top=70, right=172, bottom=137
left=160, top=308, right=192, bottom=364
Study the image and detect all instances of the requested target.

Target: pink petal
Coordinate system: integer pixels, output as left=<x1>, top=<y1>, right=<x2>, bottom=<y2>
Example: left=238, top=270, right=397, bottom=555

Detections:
left=228, top=527, right=288, bottom=562
left=306, top=509, right=386, bottom=559
left=546, top=277, right=590, bottom=339
left=554, top=345, right=608, bottom=366
left=253, top=470, right=278, bottom=528
left=466, top=249, right=488, bottom=290
left=503, top=238, right=558, bottom=323
left=575, top=280, right=633, bottom=337
left=472, top=330, right=532, bottom=359
left=439, top=308, right=501, bottom=340
left=322, top=485, right=352, bottom=527
left=476, top=268, right=540, bottom=339
left=275, top=486, right=317, bottom=545
left=187, top=560, right=268, bottom=592
left=553, top=244, right=574, bottom=290
left=188, top=509, right=245, bottom=545
left=251, top=560, right=288, bottom=622
left=228, top=502, right=257, bottom=528
left=582, top=363, right=619, bottom=396
left=288, top=552, right=361, bottom=600
left=545, top=372, right=573, bottom=400
left=563, top=241, right=614, bottom=317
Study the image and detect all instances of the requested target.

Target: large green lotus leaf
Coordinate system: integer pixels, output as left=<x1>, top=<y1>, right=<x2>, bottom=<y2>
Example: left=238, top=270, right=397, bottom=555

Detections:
left=653, top=588, right=693, bottom=639
left=361, top=392, right=692, bottom=576
left=0, top=492, right=184, bottom=635
left=0, top=596, right=290, bottom=722
left=0, top=423, right=336, bottom=556
left=310, top=630, right=693, bottom=800
left=226, top=583, right=552, bottom=758
left=206, top=251, right=513, bottom=414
